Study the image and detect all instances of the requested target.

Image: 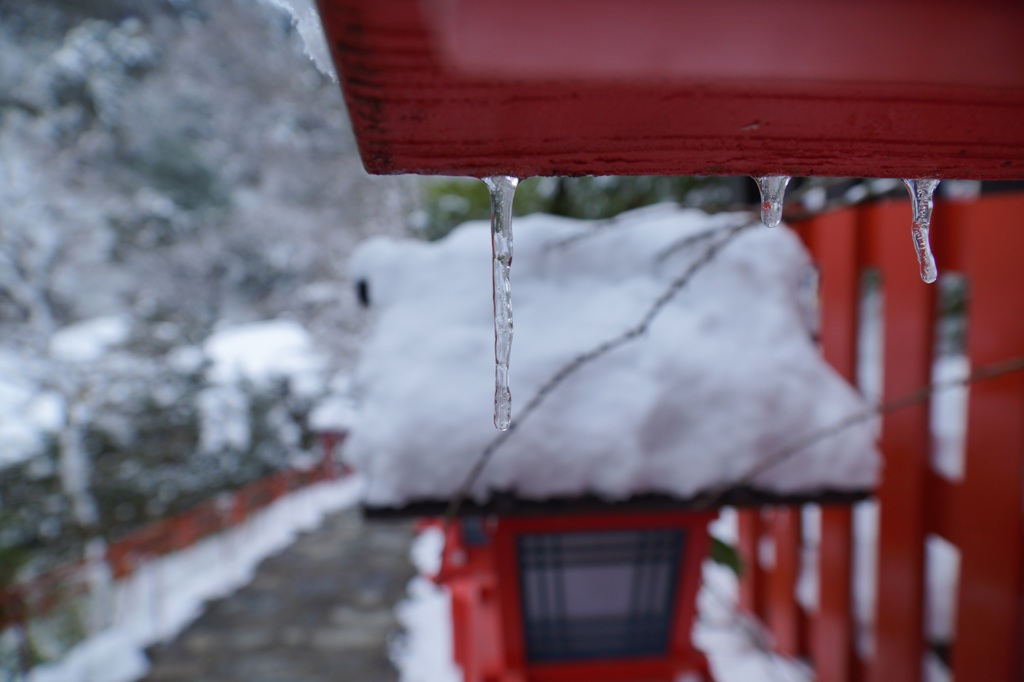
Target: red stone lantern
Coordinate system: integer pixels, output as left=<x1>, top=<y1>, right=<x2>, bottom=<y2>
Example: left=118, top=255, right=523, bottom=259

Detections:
left=431, top=509, right=715, bottom=682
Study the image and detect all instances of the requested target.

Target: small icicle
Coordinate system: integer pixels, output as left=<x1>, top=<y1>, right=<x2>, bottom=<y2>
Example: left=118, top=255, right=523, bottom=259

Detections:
left=483, top=176, right=519, bottom=431
left=902, top=178, right=940, bottom=283
left=753, top=176, right=791, bottom=227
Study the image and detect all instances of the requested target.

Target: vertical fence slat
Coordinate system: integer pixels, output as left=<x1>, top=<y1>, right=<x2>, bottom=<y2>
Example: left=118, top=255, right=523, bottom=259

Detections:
left=767, top=508, right=803, bottom=657
left=867, top=202, right=935, bottom=682
left=803, top=209, right=860, bottom=682
left=738, top=510, right=766, bottom=618
left=949, top=195, right=1024, bottom=682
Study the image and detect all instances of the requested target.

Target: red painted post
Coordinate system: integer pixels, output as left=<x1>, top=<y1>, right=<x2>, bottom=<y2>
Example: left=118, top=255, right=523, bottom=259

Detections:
left=737, top=510, right=766, bottom=618
left=866, top=201, right=935, bottom=682
left=800, top=208, right=861, bottom=682
left=947, top=195, right=1024, bottom=682
left=319, top=430, right=345, bottom=479
left=766, top=508, right=803, bottom=658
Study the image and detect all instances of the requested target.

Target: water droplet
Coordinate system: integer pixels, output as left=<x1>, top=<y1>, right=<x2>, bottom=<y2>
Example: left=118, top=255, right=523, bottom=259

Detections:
left=483, top=176, right=519, bottom=430
left=753, top=176, right=791, bottom=227
left=902, top=178, right=940, bottom=283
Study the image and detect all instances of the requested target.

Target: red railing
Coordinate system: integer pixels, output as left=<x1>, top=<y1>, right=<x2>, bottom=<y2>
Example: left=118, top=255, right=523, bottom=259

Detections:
left=0, top=431, right=347, bottom=631
left=739, top=194, right=1024, bottom=682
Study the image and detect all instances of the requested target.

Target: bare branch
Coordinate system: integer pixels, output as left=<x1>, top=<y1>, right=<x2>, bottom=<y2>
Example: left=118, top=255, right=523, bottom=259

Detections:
left=691, top=355, right=1024, bottom=508
left=543, top=203, right=684, bottom=251
left=654, top=221, right=747, bottom=264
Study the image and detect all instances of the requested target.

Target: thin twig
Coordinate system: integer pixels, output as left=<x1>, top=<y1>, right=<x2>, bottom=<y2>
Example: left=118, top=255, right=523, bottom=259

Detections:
left=691, top=355, right=1024, bottom=508
left=654, top=219, right=749, bottom=264
left=543, top=203, right=683, bottom=251
left=444, top=221, right=757, bottom=525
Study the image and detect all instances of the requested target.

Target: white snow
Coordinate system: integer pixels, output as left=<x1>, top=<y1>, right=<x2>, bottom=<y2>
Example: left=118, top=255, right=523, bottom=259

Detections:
left=931, top=355, right=969, bottom=481
left=347, top=208, right=880, bottom=506
left=409, top=525, right=445, bottom=579
left=261, top=0, right=337, bottom=81
left=392, top=527, right=464, bottom=682
left=308, top=394, right=357, bottom=431
left=50, top=315, right=131, bottom=363
left=28, top=475, right=362, bottom=682
left=309, top=374, right=358, bottom=432
left=197, top=384, right=252, bottom=453
left=695, top=559, right=812, bottom=682
left=204, top=319, right=326, bottom=396
left=393, top=576, right=463, bottom=682
left=198, top=320, right=328, bottom=454
left=0, top=350, right=63, bottom=467
left=925, top=535, right=960, bottom=644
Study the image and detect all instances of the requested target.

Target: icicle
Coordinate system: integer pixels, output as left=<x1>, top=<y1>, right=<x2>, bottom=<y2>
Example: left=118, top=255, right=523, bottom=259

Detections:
left=902, top=178, right=940, bottom=283
left=753, top=176, right=791, bottom=227
left=483, top=176, right=519, bottom=430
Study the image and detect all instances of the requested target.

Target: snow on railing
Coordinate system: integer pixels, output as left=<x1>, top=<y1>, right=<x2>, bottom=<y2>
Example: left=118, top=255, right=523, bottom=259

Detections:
left=0, top=432, right=349, bottom=675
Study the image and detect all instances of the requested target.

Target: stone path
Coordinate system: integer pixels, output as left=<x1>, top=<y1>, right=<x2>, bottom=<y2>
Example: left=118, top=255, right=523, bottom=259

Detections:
left=142, top=510, right=415, bottom=682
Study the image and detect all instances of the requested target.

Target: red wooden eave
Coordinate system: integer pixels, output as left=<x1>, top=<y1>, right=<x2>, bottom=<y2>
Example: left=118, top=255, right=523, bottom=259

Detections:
left=317, top=0, right=1024, bottom=179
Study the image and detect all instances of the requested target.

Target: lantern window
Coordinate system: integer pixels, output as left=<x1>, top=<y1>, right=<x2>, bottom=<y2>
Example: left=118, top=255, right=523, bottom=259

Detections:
left=517, top=528, right=684, bottom=662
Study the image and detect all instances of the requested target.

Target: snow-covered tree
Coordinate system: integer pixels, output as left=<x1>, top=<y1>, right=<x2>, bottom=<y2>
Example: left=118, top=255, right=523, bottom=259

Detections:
left=0, top=0, right=410, bottom=572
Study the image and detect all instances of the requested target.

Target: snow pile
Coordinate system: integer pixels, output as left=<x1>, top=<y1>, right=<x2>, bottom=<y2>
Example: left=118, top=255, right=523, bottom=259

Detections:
left=262, top=0, right=336, bottom=81
left=199, top=320, right=327, bottom=454
left=695, top=557, right=812, bottom=682
left=309, top=374, right=359, bottom=432
left=0, top=351, right=62, bottom=467
left=347, top=208, right=880, bottom=506
left=204, top=319, right=325, bottom=396
left=392, top=527, right=463, bottom=682
left=50, top=316, right=131, bottom=363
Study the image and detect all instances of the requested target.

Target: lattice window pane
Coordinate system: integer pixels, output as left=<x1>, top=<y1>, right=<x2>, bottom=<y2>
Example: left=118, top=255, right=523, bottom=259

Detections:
left=518, top=528, right=684, bottom=662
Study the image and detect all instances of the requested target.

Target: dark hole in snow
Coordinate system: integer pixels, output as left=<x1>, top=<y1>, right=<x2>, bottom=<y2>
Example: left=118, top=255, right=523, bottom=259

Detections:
left=356, top=279, right=370, bottom=308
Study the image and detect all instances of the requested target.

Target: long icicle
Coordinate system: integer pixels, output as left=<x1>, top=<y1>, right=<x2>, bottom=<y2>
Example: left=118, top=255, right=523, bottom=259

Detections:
left=753, top=176, right=791, bottom=227
left=483, top=176, right=519, bottom=430
left=902, top=178, right=940, bottom=283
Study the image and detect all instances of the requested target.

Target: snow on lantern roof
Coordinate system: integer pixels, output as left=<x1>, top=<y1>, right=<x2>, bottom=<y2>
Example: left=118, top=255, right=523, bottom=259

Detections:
left=317, top=0, right=1024, bottom=179
left=345, top=207, right=879, bottom=511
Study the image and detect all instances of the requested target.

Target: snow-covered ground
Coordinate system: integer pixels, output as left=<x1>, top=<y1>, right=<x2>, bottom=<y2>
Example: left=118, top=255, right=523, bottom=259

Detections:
left=25, top=476, right=362, bottom=682
left=348, top=208, right=879, bottom=507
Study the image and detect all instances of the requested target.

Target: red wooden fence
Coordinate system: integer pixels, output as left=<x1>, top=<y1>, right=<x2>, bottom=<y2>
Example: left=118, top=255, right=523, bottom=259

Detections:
left=739, top=193, right=1024, bottom=682
left=0, top=432, right=347, bottom=631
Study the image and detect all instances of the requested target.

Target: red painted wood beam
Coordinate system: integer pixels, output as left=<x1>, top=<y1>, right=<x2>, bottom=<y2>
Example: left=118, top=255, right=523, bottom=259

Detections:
left=318, top=0, right=1024, bottom=179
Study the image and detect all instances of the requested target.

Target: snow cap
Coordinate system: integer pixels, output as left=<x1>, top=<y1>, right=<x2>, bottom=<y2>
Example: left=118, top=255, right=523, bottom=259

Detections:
left=347, top=207, right=880, bottom=507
